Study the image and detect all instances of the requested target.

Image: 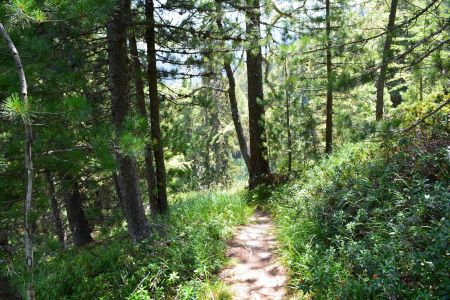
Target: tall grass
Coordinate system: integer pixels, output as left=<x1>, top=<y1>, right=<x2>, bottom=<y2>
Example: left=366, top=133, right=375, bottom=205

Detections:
left=8, top=189, right=252, bottom=299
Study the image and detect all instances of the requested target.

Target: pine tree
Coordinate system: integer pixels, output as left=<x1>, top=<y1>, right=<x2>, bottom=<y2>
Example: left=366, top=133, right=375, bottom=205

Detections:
left=128, top=29, right=159, bottom=215
left=107, top=0, right=150, bottom=241
left=145, top=0, right=168, bottom=213
left=375, top=0, right=399, bottom=121
left=0, top=21, right=35, bottom=300
left=245, top=0, right=270, bottom=188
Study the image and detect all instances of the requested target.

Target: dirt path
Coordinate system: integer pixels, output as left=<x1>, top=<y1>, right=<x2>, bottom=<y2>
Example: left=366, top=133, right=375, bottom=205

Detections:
left=219, top=211, right=288, bottom=299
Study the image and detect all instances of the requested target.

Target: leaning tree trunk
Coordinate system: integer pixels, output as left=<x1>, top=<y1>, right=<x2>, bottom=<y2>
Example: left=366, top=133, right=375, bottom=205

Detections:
left=284, top=59, right=292, bottom=172
left=245, top=0, right=270, bottom=188
left=224, top=63, right=251, bottom=170
left=61, top=176, right=93, bottom=247
left=128, top=31, right=159, bottom=215
left=44, top=170, right=65, bottom=248
left=0, top=23, right=35, bottom=300
left=325, top=0, right=333, bottom=154
left=375, top=0, right=399, bottom=121
left=215, top=8, right=251, bottom=171
left=145, top=0, right=168, bottom=213
left=107, top=0, right=150, bottom=241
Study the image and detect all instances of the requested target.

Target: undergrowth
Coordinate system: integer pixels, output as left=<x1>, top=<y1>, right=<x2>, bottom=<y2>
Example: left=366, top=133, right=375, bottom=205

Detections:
left=7, top=189, right=252, bottom=299
left=269, top=134, right=449, bottom=299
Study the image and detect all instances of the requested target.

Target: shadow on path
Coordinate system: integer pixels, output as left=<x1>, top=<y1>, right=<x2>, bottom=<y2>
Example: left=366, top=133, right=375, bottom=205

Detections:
left=219, top=210, right=287, bottom=300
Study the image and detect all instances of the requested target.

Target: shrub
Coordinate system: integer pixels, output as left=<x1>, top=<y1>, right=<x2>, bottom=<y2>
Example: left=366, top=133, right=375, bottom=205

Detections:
left=270, top=137, right=449, bottom=298
left=9, top=190, right=252, bottom=299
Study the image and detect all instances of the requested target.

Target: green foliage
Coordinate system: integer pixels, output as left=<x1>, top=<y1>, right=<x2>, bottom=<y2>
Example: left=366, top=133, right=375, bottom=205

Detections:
left=9, top=190, right=251, bottom=299
left=163, top=86, right=237, bottom=190
left=269, top=135, right=449, bottom=298
left=62, top=95, right=92, bottom=124
left=117, top=115, right=148, bottom=158
left=5, top=0, right=46, bottom=26
left=2, top=93, right=31, bottom=124
left=1, top=0, right=449, bottom=299
left=81, top=124, right=115, bottom=171
left=0, top=154, right=6, bottom=172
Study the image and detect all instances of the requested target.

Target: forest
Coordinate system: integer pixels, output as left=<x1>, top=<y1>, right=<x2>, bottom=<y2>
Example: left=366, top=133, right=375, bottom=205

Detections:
left=0, top=0, right=449, bottom=299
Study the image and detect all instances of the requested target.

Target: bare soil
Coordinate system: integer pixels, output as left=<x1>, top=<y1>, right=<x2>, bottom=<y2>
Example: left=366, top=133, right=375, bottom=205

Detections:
left=220, top=210, right=288, bottom=299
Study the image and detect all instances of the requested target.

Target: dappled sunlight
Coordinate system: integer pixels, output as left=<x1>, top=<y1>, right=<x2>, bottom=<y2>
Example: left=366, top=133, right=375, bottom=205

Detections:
left=220, top=211, right=287, bottom=299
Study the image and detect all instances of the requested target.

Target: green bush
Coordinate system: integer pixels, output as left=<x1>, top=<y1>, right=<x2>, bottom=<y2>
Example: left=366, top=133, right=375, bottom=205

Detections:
left=270, top=138, right=449, bottom=299
left=9, top=189, right=252, bottom=299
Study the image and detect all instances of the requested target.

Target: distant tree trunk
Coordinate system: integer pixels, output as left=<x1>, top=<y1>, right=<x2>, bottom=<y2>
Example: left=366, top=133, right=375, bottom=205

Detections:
left=44, top=170, right=65, bottom=248
left=0, top=23, right=35, bottom=300
left=375, top=0, right=399, bottom=121
left=145, top=0, right=168, bottom=213
left=215, top=10, right=250, bottom=171
left=62, top=176, right=93, bottom=247
left=325, top=0, right=333, bottom=154
left=128, top=31, right=159, bottom=215
left=107, top=0, right=151, bottom=241
left=245, top=0, right=270, bottom=188
left=284, top=59, right=292, bottom=172
left=212, top=98, right=228, bottom=177
left=203, top=105, right=213, bottom=183
left=419, top=72, right=423, bottom=102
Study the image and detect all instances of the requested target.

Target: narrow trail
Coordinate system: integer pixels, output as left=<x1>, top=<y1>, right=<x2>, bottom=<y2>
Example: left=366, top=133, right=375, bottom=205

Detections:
left=219, top=211, right=288, bottom=299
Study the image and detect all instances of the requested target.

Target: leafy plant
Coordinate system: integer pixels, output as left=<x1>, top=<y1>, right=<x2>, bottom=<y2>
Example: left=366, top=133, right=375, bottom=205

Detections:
left=270, top=136, right=449, bottom=298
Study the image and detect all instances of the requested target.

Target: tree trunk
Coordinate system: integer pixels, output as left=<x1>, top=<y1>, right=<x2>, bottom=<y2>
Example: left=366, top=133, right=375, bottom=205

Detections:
left=215, top=9, right=251, bottom=171
left=375, top=0, right=399, bottom=121
left=44, top=170, right=65, bottom=248
left=0, top=23, right=35, bottom=300
left=113, top=172, right=123, bottom=209
left=325, top=0, right=333, bottom=154
left=128, top=31, right=159, bottom=215
left=225, top=62, right=251, bottom=165
left=245, top=0, right=270, bottom=188
left=224, top=63, right=251, bottom=170
left=61, top=176, right=93, bottom=247
left=284, top=59, right=292, bottom=172
left=419, top=71, right=423, bottom=102
left=145, top=0, right=168, bottom=213
left=107, top=0, right=151, bottom=241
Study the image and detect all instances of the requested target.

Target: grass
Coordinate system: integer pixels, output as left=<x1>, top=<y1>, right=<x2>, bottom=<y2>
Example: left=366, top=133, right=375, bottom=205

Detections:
left=7, top=188, right=252, bottom=299
left=268, top=139, right=449, bottom=299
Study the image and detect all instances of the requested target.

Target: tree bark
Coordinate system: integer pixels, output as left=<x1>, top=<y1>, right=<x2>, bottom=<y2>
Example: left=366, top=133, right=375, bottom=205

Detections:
left=375, top=0, right=399, bottom=121
left=128, top=31, right=159, bottom=215
left=145, top=0, right=168, bottom=213
left=113, top=172, right=123, bottom=209
left=61, top=176, right=93, bottom=247
left=245, top=0, right=270, bottom=188
left=44, top=170, right=65, bottom=248
left=0, top=23, right=35, bottom=300
left=225, top=64, right=251, bottom=169
left=419, top=72, right=423, bottom=102
left=284, top=59, right=292, bottom=172
left=215, top=8, right=251, bottom=171
left=325, top=0, right=333, bottom=154
left=107, top=0, right=151, bottom=241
